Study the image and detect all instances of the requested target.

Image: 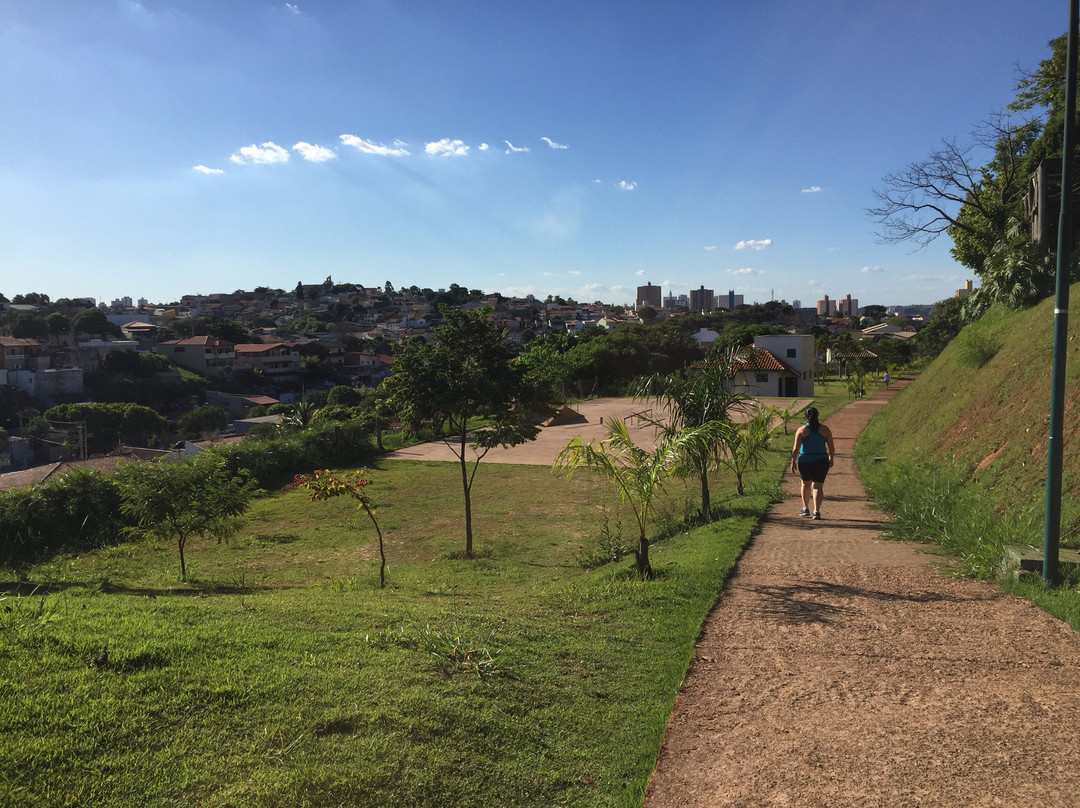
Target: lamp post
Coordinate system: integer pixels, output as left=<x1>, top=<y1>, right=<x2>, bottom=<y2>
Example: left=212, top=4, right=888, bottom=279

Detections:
left=1043, top=0, right=1079, bottom=585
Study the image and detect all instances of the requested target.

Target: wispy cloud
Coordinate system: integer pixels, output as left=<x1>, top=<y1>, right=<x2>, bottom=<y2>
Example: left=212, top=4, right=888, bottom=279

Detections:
left=293, top=142, right=335, bottom=162
left=193, top=165, right=224, bottom=175
left=479, top=143, right=490, bottom=151
left=340, top=135, right=409, bottom=156
left=729, top=267, right=763, bottom=276
left=635, top=269, right=647, bottom=276
left=567, top=270, right=583, bottom=276
left=735, top=239, right=771, bottom=250
left=704, top=245, right=717, bottom=251
left=285, top=3, right=300, bottom=13
left=504, top=140, right=530, bottom=154
left=541, top=137, right=568, bottom=150
left=230, top=142, right=289, bottom=165
left=861, top=265, right=884, bottom=273
left=427, top=138, right=470, bottom=157
left=618, top=180, right=636, bottom=191
left=801, top=185, right=823, bottom=193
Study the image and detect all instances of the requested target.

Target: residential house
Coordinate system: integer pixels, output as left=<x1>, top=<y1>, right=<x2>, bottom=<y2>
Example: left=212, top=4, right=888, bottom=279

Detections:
left=233, top=343, right=300, bottom=382
left=205, top=391, right=280, bottom=419
left=155, top=336, right=236, bottom=378
left=734, top=334, right=816, bottom=398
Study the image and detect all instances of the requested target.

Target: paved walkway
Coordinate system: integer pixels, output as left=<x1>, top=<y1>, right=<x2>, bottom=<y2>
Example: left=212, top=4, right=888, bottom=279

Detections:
left=644, top=381, right=1080, bottom=807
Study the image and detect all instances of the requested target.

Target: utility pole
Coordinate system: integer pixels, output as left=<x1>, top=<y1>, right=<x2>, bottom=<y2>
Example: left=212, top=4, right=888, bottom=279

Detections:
left=1044, top=0, right=1078, bottom=585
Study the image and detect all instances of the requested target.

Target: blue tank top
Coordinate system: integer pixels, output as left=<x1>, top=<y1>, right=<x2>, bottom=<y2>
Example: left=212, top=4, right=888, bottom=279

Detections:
left=799, top=426, right=828, bottom=462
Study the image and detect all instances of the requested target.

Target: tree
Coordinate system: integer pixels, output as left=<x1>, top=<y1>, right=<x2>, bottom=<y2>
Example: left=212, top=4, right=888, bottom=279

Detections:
left=116, top=454, right=255, bottom=581
left=384, top=305, right=539, bottom=556
left=553, top=418, right=716, bottom=579
left=714, top=410, right=774, bottom=495
left=71, top=308, right=121, bottom=338
left=45, top=402, right=166, bottom=453
left=633, top=347, right=751, bottom=520
left=867, top=115, right=1039, bottom=272
left=45, top=312, right=70, bottom=336
left=287, top=469, right=386, bottom=587
left=178, top=405, right=229, bottom=440
left=861, top=304, right=887, bottom=322
left=8, top=314, right=48, bottom=340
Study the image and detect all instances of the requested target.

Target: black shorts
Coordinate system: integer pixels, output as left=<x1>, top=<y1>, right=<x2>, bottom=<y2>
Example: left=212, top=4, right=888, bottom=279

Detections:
left=797, top=458, right=830, bottom=483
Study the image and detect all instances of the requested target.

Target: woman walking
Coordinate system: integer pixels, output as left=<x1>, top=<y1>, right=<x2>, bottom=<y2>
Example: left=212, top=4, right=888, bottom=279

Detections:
left=790, top=406, right=836, bottom=520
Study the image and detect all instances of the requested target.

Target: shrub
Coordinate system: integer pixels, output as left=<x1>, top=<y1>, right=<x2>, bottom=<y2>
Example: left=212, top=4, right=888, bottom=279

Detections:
left=0, top=468, right=125, bottom=566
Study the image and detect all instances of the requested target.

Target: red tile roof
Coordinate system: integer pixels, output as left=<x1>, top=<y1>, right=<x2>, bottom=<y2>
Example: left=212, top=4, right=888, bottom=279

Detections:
left=735, top=348, right=798, bottom=374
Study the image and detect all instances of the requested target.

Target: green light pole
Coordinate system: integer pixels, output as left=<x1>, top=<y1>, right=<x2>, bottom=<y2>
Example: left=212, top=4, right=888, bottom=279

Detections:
left=1044, top=0, right=1079, bottom=585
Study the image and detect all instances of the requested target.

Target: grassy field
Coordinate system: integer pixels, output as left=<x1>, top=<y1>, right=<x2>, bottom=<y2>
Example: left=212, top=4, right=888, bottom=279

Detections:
left=0, top=387, right=862, bottom=808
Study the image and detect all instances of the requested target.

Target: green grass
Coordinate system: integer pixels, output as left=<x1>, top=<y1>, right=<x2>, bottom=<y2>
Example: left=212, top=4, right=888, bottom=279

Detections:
left=0, top=441, right=791, bottom=808
left=854, top=284, right=1080, bottom=613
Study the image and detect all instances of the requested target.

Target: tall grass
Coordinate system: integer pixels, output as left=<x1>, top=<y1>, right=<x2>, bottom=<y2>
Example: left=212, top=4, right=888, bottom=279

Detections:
left=857, top=433, right=1043, bottom=579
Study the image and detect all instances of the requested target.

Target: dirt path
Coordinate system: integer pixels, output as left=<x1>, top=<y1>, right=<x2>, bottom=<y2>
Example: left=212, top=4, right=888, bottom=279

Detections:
left=644, top=381, right=1080, bottom=808
left=382, top=396, right=810, bottom=466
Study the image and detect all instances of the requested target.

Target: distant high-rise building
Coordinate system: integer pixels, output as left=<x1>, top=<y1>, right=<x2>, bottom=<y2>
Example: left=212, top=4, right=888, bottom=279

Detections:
left=689, top=285, right=715, bottom=313
left=636, top=281, right=662, bottom=309
left=838, top=294, right=859, bottom=317
left=816, top=294, right=836, bottom=316
left=792, top=299, right=802, bottom=309
left=717, top=289, right=744, bottom=310
left=956, top=279, right=974, bottom=297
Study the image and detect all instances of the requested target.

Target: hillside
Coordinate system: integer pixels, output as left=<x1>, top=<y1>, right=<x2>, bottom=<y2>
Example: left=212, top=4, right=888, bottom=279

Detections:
left=857, top=282, right=1080, bottom=542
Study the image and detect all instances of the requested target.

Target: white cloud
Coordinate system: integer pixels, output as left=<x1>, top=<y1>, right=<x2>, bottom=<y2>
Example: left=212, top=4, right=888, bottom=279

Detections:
left=735, top=239, right=771, bottom=250
left=285, top=2, right=300, bottom=13
left=567, top=270, right=583, bottom=276
left=541, top=137, right=568, bottom=150
left=479, top=143, right=490, bottom=151
left=293, top=142, right=336, bottom=162
left=801, top=185, right=823, bottom=193
left=340, top=135, right=409, bottom=156
left=861, top=265, right=884, bottom=273
left=729, top=267, right=763, bottom=276
left=504, top=140, right=529, bottom=154
left=618, top=180, right=636, bottom=191
left=704, top=245, right=717, bottom=251
left=427, top=138, right=470, bottom=157
left=635, top=269, right=647, bottom=276
left=193, top=165, right=224, bottom=175
left=230, top=142, right=289, bottom=165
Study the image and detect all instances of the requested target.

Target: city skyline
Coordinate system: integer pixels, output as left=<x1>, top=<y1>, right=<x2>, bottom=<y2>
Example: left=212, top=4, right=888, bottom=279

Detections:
left=2, top=0, right=1066, bottom=307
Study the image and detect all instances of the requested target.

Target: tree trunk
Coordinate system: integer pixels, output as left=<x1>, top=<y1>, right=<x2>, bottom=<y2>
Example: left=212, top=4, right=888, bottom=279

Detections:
left=178, top=536, right=187, bottom=582
left=635, top=529, right=653, bottom=579
left=700, top=469, right=711, bottom=521
left=459, top=426, right=473, bottom=556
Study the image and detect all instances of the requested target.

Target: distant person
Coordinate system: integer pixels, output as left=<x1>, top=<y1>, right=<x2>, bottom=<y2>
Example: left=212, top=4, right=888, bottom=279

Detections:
left=791, top=406, right=836, bottom=520
left=883, top=370, right=891, bottom=389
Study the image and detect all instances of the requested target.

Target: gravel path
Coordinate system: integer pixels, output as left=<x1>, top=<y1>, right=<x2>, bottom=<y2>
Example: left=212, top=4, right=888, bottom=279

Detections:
left=644, top=382, right=1080, bottom=808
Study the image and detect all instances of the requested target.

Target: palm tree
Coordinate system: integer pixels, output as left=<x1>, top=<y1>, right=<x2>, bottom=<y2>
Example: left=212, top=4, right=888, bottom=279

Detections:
left=282, top=399, right=319, bottom=431
left=633, top=347, right=751, bottom=520
left=715, top=410, right=774, bottom=495
left=554, top=418, right=720, bottom=579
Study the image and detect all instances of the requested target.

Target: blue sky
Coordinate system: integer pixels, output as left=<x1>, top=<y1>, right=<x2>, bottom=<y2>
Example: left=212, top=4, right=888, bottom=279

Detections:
left=0, top=0, right=1069, bottom=308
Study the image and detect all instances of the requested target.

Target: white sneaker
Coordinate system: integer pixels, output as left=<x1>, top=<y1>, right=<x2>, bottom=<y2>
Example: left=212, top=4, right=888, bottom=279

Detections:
left=799, top=507, right=811, bottom=517
left=811, top=512, right=821, bottom=520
